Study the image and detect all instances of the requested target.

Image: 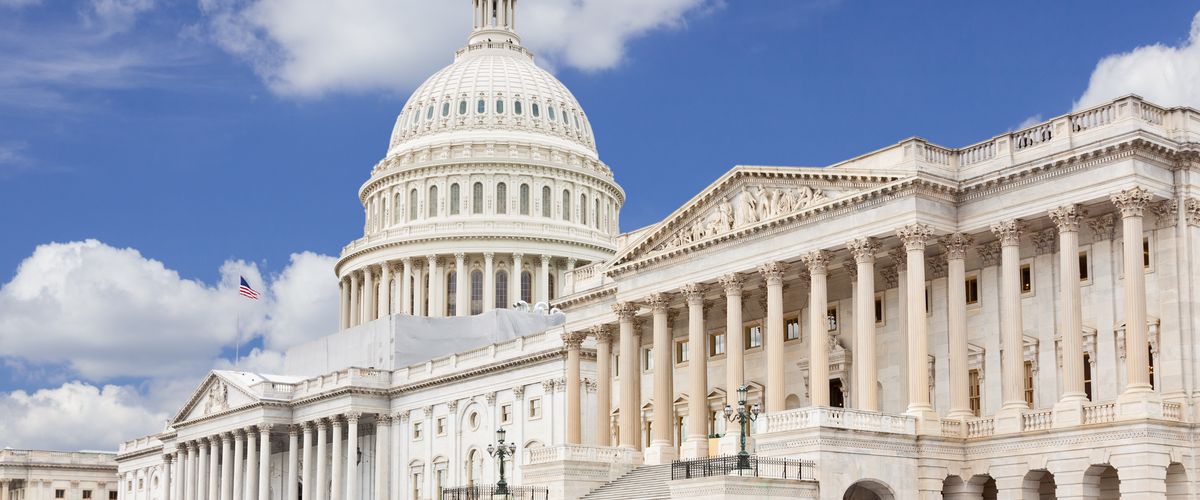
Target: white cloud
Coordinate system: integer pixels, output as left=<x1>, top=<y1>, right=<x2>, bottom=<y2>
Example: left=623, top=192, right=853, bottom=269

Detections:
left=1075, top=11, right=1200, bottom=110
left=198, top=0, right=714, bottom=97
left=0, top=0, right=42, bottom=9
left=0, top=240, right=338, bottom=381
left=84, top=0, right=157, bottom=36
left=0, top=382, right=168, bottom=451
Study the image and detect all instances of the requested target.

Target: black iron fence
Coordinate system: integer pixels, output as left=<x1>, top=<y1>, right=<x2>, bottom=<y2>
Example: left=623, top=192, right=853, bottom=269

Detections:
left=440, top=485, right=550, bottom=500
left=671, top=454, right=816, bottom=481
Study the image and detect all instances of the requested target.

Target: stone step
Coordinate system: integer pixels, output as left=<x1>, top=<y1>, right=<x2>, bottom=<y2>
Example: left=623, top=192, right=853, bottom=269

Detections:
left=580, top=464, right=673, bottom=500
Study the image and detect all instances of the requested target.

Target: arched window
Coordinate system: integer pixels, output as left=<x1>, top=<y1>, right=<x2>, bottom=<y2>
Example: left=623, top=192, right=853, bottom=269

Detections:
left=380, top=197, right=389, bottom=229
left=470, top=270, right=483, bottom=314
left=425, top=105, right=434, bottom=121
left=495, top=99, right=505, bottom=114
left=514, top=101, right=523, bottom=115
left=561, top=189, right=571, bottom=221
left=394, top=193, right=402, bottom=224
left=594, top=198, right=600, bottom=227
left=472, top=182, right=483, bottom=214
left=548, top=275, right=556, bottom=301
left=520, top=271, right=532, bottom=303
left=541, top=186, right=552, bottom=218
left=532, top=102, right=541, bottom=118
left=495, top=270, right=508, bottom=309
left=496, top=183, right=508, bottom=214
left=548, top=105, right=557, bottom=122
left=458, top=100, right=467, bottom=115
left=409, top=189, right=418, bottom=221
left=477, top=99, right=486, bottom=114
left=446, top=271, right=457, bottom=316
left=580, top=193, right=588, bottom=224
left=441, top=102, right=450, bottom=117
left=428, top=185, right=438, bottom=218
left=519, top=184, right=530, bottom=215
left=449, top=184, right=460, bottom=215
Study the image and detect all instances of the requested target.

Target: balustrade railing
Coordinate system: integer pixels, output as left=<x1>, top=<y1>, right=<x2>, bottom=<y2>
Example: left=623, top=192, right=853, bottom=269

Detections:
left=1021, top=409, right=1054, bottom=431
left=760, top=406, right=915, bottom=435
left=525, top=444, right=637, bottom=466
left=671, top=455, right=816, bottom=481
left=440, top=485, right=549, bottom=500
left=965, top=418, right=995, bottom=438
left=940, top=418, right=963, bottom=437
left=1083, top=402, right=1117, bottom=424
left=1162, top=402, right=1183, bottom=421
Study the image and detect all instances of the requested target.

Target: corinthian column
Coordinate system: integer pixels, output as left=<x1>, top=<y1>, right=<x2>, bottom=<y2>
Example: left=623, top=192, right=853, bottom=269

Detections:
left=345, top=413, right=360, bottom=500
left=196, top=439, right=208, bottom=500
left=287, top=426, right=300, bottom=500
left=455, top=253, right=468, bottom=316
left=374, top=415, right=390, bottom=500
left=563, top=331, right=587, bottom=444
left=232, top=431, right=245, bottom=500
left=401, top=258, right=414, bottom=315
left=613, top=302, right=641, bottom=449
left=427, top=255, right=441, bottom=317
left=1112, top=187, right=1160, bottom=412
left=848, top=238, right=880, bottom=411
left=163, top=453, right=174, bottom=500
left=185, top=442, right=197, bottom=500
left=759, top=262, right=787, bottom=412
left=645, top=294, right=676, bottom=464
left=301, top=424, right=314, bottom=500
left=991, top=219, right=1027, bottom=429
left=483, top=253, right=496, bottom=312
left=897, top=223, right=936, bottom=420
left=719, top=274, right=744, bottom=406
left=680, top=283, right=709, bottom=459
left=803, top=251, right=831, bottom=406
left=339, top=278, right=350, bottom=330
left=207, top=437, right=219, bottom=500
left=591, top=326, right=614, bottom=446
left=363, top=266, right=376, bottom=322
left=315, top=421, right=328, bottom=500
left=379, top=263, right=392, bottom=317
left=511, top=253, right=524, bottom=306
left=1047, top=205, right=1088, bottom=425
left=349, top=273, right=361, bottom=327
left=942, top=233, right=974, bottom=419
left=331, top=418, right=343, bottom=500
left=540, top=255, right=552, bottom=303
left=243, top=427, right=258, bottom=500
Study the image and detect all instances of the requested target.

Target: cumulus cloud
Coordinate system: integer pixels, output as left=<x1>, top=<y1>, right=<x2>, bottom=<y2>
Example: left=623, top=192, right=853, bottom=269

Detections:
left=198, top=0, right=714, bottom=97
left=0, top=382, right=168, bottom=451
left=0, top=240, right=338, bottom=381
left=1075, top=11, right=1200, bottom=110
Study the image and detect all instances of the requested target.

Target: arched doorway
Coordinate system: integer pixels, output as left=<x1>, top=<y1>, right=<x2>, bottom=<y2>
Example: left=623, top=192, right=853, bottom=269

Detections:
left=1166, top=462, right=1189, bottom=499
left=464, top=448, right=483, bottom=486
left=1024, top=470, right=1056, bottom=499
left=1084, top=464, right=1120, bottom=500
left=844, top=479, right=895, bottom=500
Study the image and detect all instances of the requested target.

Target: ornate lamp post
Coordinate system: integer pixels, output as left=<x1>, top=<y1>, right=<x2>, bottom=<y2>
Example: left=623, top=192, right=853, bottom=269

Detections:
left=723, top=385, right=760, bottom=470
left=487, top=427, right=518, bottom=495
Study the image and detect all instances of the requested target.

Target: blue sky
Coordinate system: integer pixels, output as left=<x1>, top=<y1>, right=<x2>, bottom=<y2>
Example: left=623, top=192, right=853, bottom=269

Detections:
left=1, top=0, right=1198, bottom=450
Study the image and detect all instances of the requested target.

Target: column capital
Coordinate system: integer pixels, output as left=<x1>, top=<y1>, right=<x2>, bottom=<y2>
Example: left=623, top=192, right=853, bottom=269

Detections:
left=512, top=252, right=524, bottom=261
left=512, top=385, right=526, bottom=401
left=842, top=259, right=858, bottom=281
left=186, top=441, right=198, bottom=451
left=483, top=252, right=495, bottom=260
left=540, top=254, right=551, bottom=264
left=718, top=273, right=742, bottom=296
left=344, top=412, right=362, bottom=424
left=422, top=405, right=434, bottom=418
left=562, top=331, right=587, bottom=349
left=401, top=256, right=413, bottom=266
left=395, top=412, right=410, bottom=423
left=330, top=417, right=344, bottom=429
left=234, top=428, right=246, bottom=440
left=376, top=414, right=393, bottom=426
left=259, top=423, right=273, bottom=434
left=940, top=232, right=973, bottom=260
left=644, top=293, right=670, bottom=313
left=757, top=261, right=786, bottom=285
left=611, top=301, right=638, bottom=321
left=990, top=219, right=1023, bottom=246
left=680, top=283, right=705, bottom=304
left=887, top=247, right=907, bottom=271
left=454, top=252, right=466, bottom=262
left=1049, top=204, right=1087, bottom=232
left=566, top=257, right=577, bottom=267
left=164, top=453, right=175, bottom=464
left=589, top=324, right=613, bottom=342
left=484, top=391, right=498, bottom=406
left=1186, top=198, right=1200, bottom=227
left=314, top=418, right=329, bottom=431
left=288, top=425, right=301, bottom=436
left=425, top=254, right=438, bottom=266
left=222, top=431, right=235, bottom=443
left=847, top=237, right=879, bottom=263
left=349, top=272, right=360, bottom=283
left=1087, top=213, right=1117, bottom=240
left=880, top=266, right=898, bottom=288
left=802, top=250, right=831, bottom=274
left=896, top=223, right=934, bottom=251
left=1111, top=186, right=1153, bottom=217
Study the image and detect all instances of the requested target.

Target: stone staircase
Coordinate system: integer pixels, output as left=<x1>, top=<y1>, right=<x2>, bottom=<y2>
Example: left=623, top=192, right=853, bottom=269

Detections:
left=580, top=463, right=673, bottom=500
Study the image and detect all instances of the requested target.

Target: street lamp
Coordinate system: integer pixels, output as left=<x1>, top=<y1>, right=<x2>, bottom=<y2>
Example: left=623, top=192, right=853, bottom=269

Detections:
left=723, top=385, right=760, bottom=471
left=487, top=427, right=518, bottom=495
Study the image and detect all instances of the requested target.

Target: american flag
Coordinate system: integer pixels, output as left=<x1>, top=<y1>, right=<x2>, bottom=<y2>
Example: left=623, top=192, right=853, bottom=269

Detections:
left=239, top=277, right=260, bottom=300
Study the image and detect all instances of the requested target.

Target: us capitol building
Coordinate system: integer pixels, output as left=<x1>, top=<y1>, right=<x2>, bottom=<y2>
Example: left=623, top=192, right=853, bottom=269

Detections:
left=96, top=2, right=1200, bottom=499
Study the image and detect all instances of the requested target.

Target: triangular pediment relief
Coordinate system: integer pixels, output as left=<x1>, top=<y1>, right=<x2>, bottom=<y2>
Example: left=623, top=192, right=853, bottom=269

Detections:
left=607, top=166, right=909, bottom=271
left=173, top=372, right=260, bottom=424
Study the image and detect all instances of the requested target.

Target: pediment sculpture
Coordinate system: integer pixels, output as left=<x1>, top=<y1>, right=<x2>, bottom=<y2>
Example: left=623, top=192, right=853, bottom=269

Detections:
left=203, top=380, right=230, bottom=415
left=654, top=185, right=826, bottom=252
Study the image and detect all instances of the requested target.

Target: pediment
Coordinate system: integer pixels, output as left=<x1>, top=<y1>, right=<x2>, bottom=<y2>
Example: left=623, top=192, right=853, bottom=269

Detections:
left=607, top=166, right=906, bottom=271
left=173, top=372, right=260, bottom=424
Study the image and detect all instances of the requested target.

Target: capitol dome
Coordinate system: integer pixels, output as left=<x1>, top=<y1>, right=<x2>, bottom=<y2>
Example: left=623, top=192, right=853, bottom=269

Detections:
left=335, top=0, right=624, bottom=327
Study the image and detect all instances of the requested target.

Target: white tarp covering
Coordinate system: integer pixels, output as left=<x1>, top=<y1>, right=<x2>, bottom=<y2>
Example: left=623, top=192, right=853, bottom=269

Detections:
left=283, top=308, right=566, bottom=376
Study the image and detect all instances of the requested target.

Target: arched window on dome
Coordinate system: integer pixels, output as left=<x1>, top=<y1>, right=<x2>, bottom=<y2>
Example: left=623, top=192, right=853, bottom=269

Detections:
left=548, top=105, right=557, bottom=122
left=428, top=186, right=439, bottom=218
left=472, top=182, right=483, bottom=214
left=442, top=102, right=450, bottom=117
left=496, top=183, right=508, bottom=215
left=470, top=270, right=483, bottom=315
left=532, top=103, right=541, bottom=118
left=495, top=270, right=508, bottom=309
left=477, top=99, right=486, bottom=114
left=520, top=271, right=532, bottom=303
left=425, top=105, right=434, bottom=121
left=541, top=186, right=552, bottom=218
left=564, top=109, right=572, bottom=129
left=580, top=193, right=588, bottom=225
left=449, top=183, right=461, bottom=216
left=495, top=99, right=505, bottom=114
left=548, top=275, right=556, bottom=301
left=594, top=198, right=600, bottom=228
left=561, top=189, right=571, bottom=221
left=394, top=193, right=403, bottom=224
left=446, top=271, right=457, bottom=316
left=380, top=197, right=389, bottom=229
left=514, top=101, right=523, bottom=116
left=409, top=189, right=419, bottom=221
left=519, top=184, right=529, bottom=215
left=459, top=100, right=468, bottom=115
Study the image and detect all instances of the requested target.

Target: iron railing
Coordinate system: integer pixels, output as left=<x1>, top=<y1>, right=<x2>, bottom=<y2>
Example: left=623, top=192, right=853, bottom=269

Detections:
left=440, top=485, right=550, bottom=500
left=671, top=454, right=816, bottom=481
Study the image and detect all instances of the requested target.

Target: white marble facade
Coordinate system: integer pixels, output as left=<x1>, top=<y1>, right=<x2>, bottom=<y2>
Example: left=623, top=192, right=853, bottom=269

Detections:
left=113, top=1, right=1200, bottom=499
left=0, top=449, right=118, bottom=500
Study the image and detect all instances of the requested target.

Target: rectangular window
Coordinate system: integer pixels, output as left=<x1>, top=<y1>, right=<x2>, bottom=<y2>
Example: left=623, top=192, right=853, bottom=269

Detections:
left=925, top=286, right=932, bottom=315
left=874, top=294, right=885, bottom=325
left=529, top=398, right=543, bottom=419
left=968, top=369, right=981, bottom=417
left=110, top=493, right=118, bottom=500
left=965, top=275, right=980, bottom=305
left=744, top=324, right=763, bottom=349
left=1148, top=345, right=1156, bottom=389
left=642, top=347, right=654, bottom=372
left=1024, top=360, right=1035, bottom=408
left=785, top=317, right=800, bottom=341
left=1079, top=251, right=1090, bottom=282
left=708, top=331, right=726, bottom=356
left=1143, top=237, right=1152, bottom=269
left=675, top=339, right=689, bottom=364
left=614, top=354, right=619, bottom=377
left=1083, top=354, right=1093, bottom=401
left=83, top=492, right=92, bottom=499
left=826, top=306, right=838, bottom=331
left=413, top=421, right=423, bottom=440
left=1020, top=263, right=1033, bottom=294
left=501, top=404, right=513, bottom=424
left=56, top=491, right=65, bottom=499
left=436, top=417, right=447, bottom=436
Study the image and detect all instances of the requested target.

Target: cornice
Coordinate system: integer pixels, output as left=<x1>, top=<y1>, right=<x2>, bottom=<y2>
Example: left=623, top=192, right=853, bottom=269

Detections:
left=551, top=284, right=617, bottom=309
left=2, top=462, right=120, bottom=473
left=335, top=233, right=617, bottom=275
left=115, top=445, right=163, bottom=462
left=361, top=154, right=625, bottom=204
left=391, top=347, right=567, bottom=394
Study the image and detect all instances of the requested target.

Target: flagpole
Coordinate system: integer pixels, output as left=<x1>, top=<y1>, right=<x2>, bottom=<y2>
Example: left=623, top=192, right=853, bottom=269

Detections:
left=235, top=311, right=241, bottom=369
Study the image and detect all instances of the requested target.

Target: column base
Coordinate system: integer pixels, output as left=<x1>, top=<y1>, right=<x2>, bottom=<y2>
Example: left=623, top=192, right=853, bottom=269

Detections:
left=717, top=432, right=748, bottom=457
left=994, top=405, right=1025, bottom=434
left=644, top=442, right=679, bottom=465
left=905, top=406, right=941, bottom=434
left=1052, top=398, right=1086, bottom=428
left=678, top=437, right=709, bottom=460
left=1117, top=389, right=1163, bottom=419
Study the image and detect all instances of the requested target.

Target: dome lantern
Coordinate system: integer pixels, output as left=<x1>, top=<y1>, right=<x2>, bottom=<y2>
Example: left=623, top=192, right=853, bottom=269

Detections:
left=470, top=0, right=520, bottom=45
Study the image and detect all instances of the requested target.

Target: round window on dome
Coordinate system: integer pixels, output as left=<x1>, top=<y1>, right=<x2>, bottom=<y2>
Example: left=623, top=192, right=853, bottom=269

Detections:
left=496, top=99, right=505, bottom=114
left=514, top=101, right=523, bottom=115
left=442, top=102, right=450, bottom=117
left=477, top=99, right=486, bottom=114
left=548, top=105, right=557, bottom=122
left=532, top=103, right=540, bottom=118
left=459, top=100, right=467, bottom=115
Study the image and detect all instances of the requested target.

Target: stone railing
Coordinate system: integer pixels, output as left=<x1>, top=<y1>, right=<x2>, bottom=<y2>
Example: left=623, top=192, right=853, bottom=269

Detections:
left=1083, top=402, right=1118, bottom=424
left=1162, top=402, right=1184, bottom=421
left=1021, top=409, right=1054, bottom=432
left=525, top=444, right=638, bottom=466
left=1, top=449, right=118, bottom=467
left=759, top=407, right=916, bottom=435
left=939, top=418, right=963, bottom=437
left=965, top=418, right=995, bottom=438
left=288, top=367, right=392, bottom=399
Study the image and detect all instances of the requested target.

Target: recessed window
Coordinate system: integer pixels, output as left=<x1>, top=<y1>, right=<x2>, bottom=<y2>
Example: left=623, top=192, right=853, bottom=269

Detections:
left=519, top=183, right=530, bottom=215
left=413, top=422, right=423, bottom=440
left=874, top=294, right=885, bottom=325
left=1083, top=353, right=1093, bottom=401
left=436, top=417, right=447, bottom=436
left=477, top=99, right=486, bottom=114
left=441, top=102, right=450, bottom=117
left=675, top=339, right=689, bottom=364
left=425, top=105, right=434, bottom=120
left=449, top=183, right=461, bottom=215
left=785, top=317, right=800, bottom=341
left=529, top=398, right=543, bottom=419
left=642, top=347, right=653, bottom=372
left=459, top=100, right=468, bottom=115
left=514, top=101, right=523, bottom=115
left=826, top=306, right=838, bottom=331
left=56, top=490, right=66, bottom=499
left=472, top=182, right=483, bottom=214
left=1079, top=251, right=1090, bottom=282
left=495, top=99, right=505, bottom=114
left=968, top=369, right=981, bottom=417
left=532, top=102, right=540, bottom=118
left=548, top=105, right=557, bottom=122
left=541, top=186, right=552, bottom=218
left=468, top=411, right=480, bottom=430
left=501, top=404, right=513, bottom=424
left=109, top=493, right=118, bottom=500
left=744, top=324, right=763, bottom=349
left=1143, top=237, right=1152, bottom=269
left=1020, top=264, right=1033, bottom=294
left=83, top=491, right=92, bottom=499
left=496, top=183, right=507, bottom=215
left=1023, top=360, right=1035, bottom=408
left=965, top=275, right=980, bottom=305
left=708, top=331, right=726, bottom=356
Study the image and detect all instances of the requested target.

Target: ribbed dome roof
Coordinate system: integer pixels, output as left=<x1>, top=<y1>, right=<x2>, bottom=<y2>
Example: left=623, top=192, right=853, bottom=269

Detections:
left=387, top=41, right=598, bottom=160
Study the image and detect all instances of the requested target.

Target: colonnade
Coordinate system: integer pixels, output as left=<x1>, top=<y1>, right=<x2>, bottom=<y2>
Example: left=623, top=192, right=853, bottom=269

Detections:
left=557, top=187, right=1160, bottom=456
left=339, top=254, right=579, bottom=328
left=165, top=413, right=393, bottom=500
